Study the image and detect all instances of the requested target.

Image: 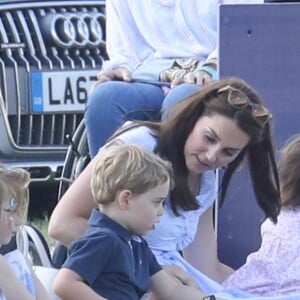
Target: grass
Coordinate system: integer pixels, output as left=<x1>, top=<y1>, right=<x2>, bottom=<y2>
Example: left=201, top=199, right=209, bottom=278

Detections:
left=29, top=217, right=57, bottom=253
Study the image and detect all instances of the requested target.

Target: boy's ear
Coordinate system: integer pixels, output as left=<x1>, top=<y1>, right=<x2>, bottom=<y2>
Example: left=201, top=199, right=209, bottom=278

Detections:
left=118, top=190, right=132, bottom=209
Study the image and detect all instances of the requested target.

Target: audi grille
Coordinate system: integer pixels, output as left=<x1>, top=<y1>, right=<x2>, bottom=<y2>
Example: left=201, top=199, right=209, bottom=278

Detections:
left=0, top=0, right=107, bottom=182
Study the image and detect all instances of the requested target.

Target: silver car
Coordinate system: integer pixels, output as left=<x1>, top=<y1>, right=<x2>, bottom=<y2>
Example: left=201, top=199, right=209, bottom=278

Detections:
left=0, top=0, right=106, bottom=186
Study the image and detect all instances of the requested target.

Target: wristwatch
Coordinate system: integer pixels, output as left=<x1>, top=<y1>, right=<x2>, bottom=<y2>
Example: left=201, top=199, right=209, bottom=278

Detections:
left=203, top=296, right=216, bottom=300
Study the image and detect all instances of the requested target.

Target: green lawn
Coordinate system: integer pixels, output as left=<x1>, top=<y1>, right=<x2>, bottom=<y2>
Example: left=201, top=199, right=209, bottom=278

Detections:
left=29, top=217, right=57, bottom=253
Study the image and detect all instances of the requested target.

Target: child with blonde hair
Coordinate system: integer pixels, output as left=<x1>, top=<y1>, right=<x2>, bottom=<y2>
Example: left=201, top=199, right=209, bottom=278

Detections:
left=53, top=143, right=222, bottom=300
left=0, top=167, right=50, bottom=300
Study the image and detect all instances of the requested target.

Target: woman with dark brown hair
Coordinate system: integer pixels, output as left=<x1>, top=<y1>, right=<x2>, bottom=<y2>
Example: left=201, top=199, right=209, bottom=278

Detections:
left=49, top=77, right=280, bottom=294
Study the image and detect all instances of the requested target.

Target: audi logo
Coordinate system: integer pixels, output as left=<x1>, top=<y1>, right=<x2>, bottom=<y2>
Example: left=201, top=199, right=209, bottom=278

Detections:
left=41, top=13, right=105, bottom=48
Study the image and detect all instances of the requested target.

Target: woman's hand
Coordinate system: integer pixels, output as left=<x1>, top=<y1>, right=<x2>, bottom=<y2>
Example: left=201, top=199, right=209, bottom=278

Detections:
left=162, top=265, right=198, bottom=288
left=171, top=70, right=213, bottom=88
left=96, top=68, right=131, bottom=83
left=91, top=68, right=132, bottom=93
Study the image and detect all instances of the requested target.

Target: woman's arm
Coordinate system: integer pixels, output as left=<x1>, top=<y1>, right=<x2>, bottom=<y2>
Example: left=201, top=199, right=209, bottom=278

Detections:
left=48, top=157, right=98, bottom=246
left=183, top=205, right=233, bottom=283
left=49, top=139, right=127, bottom=245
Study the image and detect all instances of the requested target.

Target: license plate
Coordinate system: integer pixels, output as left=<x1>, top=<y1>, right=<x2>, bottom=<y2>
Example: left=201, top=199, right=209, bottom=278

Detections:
left=30, top=70, right=98, bottom=113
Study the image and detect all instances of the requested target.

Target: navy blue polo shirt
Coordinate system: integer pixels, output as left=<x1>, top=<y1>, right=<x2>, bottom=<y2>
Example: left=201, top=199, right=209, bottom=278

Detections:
left=63, top=209, right=162, bottom=299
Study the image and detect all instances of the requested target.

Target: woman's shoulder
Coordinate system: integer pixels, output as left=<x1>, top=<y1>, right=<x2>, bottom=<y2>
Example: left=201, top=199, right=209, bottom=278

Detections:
left=114, top=122, right=157, bottom=151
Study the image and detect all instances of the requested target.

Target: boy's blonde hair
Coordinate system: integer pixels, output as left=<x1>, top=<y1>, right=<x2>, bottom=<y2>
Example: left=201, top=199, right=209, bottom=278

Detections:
left=0, top=167, right=30, bottom=223
left=91, top=143, right=174, bottom=204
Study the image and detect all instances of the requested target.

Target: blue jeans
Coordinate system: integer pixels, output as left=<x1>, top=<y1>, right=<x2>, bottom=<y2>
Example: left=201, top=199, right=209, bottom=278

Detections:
left=85, top=81, right=200, bottom=157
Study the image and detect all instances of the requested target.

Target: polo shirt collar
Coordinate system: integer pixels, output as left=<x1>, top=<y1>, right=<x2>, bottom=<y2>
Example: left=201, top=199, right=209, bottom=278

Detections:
left=88, top=208, right=141, bottom=242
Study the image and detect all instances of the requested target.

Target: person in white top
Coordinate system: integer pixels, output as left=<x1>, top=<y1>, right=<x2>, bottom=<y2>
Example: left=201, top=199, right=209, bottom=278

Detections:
left=49, top=78, right=280, bottom=298
left=85, top=0, right=264, bottom=157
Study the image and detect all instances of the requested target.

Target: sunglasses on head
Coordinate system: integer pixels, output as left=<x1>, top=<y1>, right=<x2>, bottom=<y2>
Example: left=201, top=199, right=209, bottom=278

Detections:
left=217, top=85, right=272, bottom=126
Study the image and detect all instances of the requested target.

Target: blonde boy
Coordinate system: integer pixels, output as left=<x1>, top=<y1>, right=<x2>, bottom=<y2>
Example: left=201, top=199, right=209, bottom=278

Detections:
left=54, top=144, right=216, bottom=300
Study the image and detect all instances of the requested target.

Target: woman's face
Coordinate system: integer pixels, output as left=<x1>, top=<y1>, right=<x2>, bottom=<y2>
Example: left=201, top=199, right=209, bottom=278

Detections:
left=184, top=114, right=250, bottom=174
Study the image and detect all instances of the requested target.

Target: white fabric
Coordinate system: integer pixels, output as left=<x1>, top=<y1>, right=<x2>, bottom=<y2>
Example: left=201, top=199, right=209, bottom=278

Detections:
left=223, top=207, right=300, bottom=296
left=32, top=266, right=61, bottom=300
left=103, top=0, right=263, bottom=75
left=17, top=226, right=61, bottom=300
left=0, top=249, right=36, bottom=300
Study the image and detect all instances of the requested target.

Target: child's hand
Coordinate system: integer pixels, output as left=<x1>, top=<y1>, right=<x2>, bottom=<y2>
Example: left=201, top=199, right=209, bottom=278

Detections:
left=162, top=265, right=198, bottom=288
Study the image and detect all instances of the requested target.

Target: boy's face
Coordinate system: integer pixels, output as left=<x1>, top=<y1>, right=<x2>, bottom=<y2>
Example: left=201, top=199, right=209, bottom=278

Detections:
left=0, top=198, right=19, bottom=245
left=126, top=180, right=170, bottom=236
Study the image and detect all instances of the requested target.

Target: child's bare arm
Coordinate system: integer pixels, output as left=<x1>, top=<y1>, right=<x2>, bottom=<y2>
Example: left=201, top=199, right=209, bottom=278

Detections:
left=53, top=268, right=108, bottom=300
left=162, top=264, right=198, bottom=287
left=151, top=269, right=224, bottom=300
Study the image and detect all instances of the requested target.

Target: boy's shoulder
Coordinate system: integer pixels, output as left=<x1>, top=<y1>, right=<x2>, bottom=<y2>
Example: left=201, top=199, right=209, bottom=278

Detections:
left=82, top=225, right=119, bottom=244
left=68, top=226, right=116, bottom=253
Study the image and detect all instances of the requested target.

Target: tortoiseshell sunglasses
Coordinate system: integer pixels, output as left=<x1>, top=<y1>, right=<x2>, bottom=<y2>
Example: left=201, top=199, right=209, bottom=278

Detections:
left=218, top=85, right=271, bottom=126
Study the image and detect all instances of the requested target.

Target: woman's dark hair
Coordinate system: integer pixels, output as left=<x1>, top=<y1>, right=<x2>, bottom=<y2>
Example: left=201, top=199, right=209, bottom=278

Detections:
left=278, top=134, right=300, bottom=208
left=109, top=77, right=280, bottom=222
